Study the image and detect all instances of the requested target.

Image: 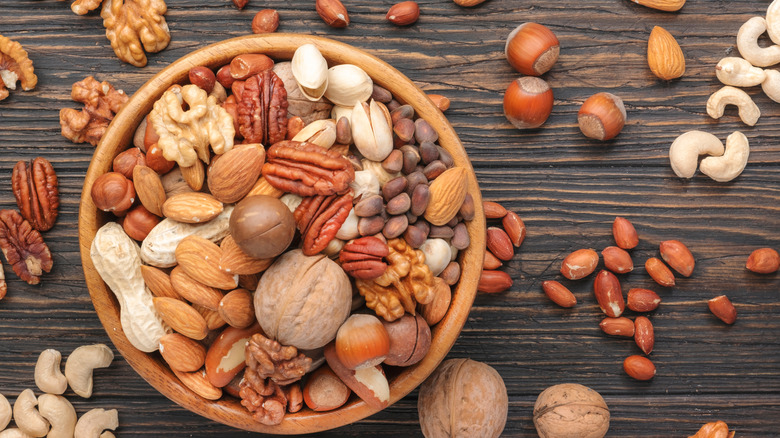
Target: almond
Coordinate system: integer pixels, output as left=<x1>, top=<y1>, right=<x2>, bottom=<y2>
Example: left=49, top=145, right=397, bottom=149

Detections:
left=133, top=165, right=167, bottom=216
left=418, top=277, right=451, bottom=326
left=602, top=246, right=633, bottom=274
left=219, top=235, right=274, bottom=275
left=207, top=144, right=265, bottom=203
left=316, top=0, right=349, bottom=27
left=502, top=211, right=526, bottom=247
left=483, top=250, right=502, bottom=270
left=593, top=270, right=625, bottom=317
left=386, top=1, right=420, bottom=26
left=205, top=323, right=262, bottom=387
left=645, top=257, right=675, bottom=287
left=623, top=355, right=656, bottom=381
left=162, top=192, right=223, bottom=224
left=560, top=248, right=599, bottom=280
left=746, top=248, right=780, bottom=274
left=194, top=304, right=227, bottom=330
left=140, top=265, right=182, bottom=299
left=159, top=333, right=207, bottom=372
left=425, top=167, right=467, bottom=226
left=647, top=26, right=685, bottom=80
left=599, top=317, right=635, bottom=337
left=172, top=368, right=222, bottom=400
left=478, top=270, right=513, bottom=294
left=247, top=176, right=284, bottom=198
left=482, top=201, right=507, bottom=219
left=634, top=316, right=654, bottom=355
left=170, top=266, right=224, bottom=311
left=153, top=297, right=209, bottom=340
left=486, top=227, right=514, bottom=261
left=627, top=288, right=661, bottom=312
left=659, top=239, right=694, bottom=277
left=180, top=160, right=205, bottom=191
left=175, top=235, right=239, bottom=290
left=541, top=280, right=577, bottom=308
left=631, top=0, right=685, bottom=12
left=218, top=288, right=255, bottom=329
left=708, top=295, right=736, bottom=325
left=612, top=216, right=638, bottom=249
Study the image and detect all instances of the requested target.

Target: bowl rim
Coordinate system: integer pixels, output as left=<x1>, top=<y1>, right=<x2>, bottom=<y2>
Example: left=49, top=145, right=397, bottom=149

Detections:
left=78, top=33, right=485, bottom=434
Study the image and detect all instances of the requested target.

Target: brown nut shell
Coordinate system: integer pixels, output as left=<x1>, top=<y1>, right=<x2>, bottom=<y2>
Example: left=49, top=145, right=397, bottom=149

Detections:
left=381, top=313, right=431, bottom=366
left=533, top=383, right=609, bottom=438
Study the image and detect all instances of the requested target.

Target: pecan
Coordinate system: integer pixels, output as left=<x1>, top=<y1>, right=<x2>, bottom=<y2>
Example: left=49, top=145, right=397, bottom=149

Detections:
left=12, top=158, right=59, bottom=232
left=262, top=140, right=355, bottom=197
left=294, top=192, right=353, bottom=256
left=59, top=76, right=128, bottom=146
left=246, top=333, right=312, bottom=385
left=0, top=34, right=37, bottom=101
left=101, top=0, right=170, bottom=67
left=355, top=238, right=435, bottom=321
left=339, top=236, right=389, bottom=279
left=0, top=264, right=5, bottom=300
left=237, top=70, right=288, bottom=145
left=0, top=210, right=53, bottom=285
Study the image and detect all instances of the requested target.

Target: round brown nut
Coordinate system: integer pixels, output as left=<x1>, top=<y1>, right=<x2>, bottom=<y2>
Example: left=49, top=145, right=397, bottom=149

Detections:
left=534, top=383, right=609, bottom=438
left=414, top=118, right=438, bottom=144
left=423, top=160, right=447, bottom=180
left=382, top=313, right=431, bottom=366
left=355, top=194, right=384, bottom=217
left=382, top=149, right=404, bottom=174
left=358, top=215, right=386, bottom=236
left=419, top=141, right=439, bottom=164
left=401, top=145, right=421, bottom=175
left=252, top=9, right=280, bottom=33
left=383, top=214, right=409, bottom=239
left=229, top=195, right=295, bottom=259
left=404, top=222, right=429, bottom=248
left=386, top=193, right=411, bottom=215
left=382, top=176, right=408, bottom=202
left=405, top=171, right=428, bottom=196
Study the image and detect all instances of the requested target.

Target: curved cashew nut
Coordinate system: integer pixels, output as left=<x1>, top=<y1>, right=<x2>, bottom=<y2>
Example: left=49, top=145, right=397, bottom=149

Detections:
left=98, top=432, right=115, bottom=438
left=73, top=409, right=118, bottom=438
left=768, top=0, right=780, bottom=44
left=0, top=394, right=11, bottom=431
left=706, top=86, right=761, bottom=126
left=34, top=349, right=68, bottom=395
left=699, top=132, right=750, bottom=182
left=669, top=131, right=724, bottom=178
left=715, top=57, right=766, bottom=87
left=762, top=69, right=780, bottom=103
left=737, top=17, right=780, bottom=67
left=0, top=429, right=33, bottom=438
left=64, top=344, right=114, bottom=399
left=37, top=394, right=76, bottom=438
left=12, top=389, right=49, bottom=438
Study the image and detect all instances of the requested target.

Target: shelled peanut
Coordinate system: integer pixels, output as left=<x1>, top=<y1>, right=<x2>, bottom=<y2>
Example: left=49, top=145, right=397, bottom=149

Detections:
left=478, top=201, right=526, bottom=294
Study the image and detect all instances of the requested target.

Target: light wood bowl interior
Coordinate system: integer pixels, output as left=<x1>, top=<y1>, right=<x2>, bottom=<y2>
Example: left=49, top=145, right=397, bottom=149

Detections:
left=78, top=34, right=485, bottom=434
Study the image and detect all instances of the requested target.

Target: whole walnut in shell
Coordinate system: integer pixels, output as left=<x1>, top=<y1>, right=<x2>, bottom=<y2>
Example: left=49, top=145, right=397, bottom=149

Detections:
left=417, top=358, right=507, bottom=438
left=254, top=249, right=351, bottom=350
left=533, top=383, right=610, bottom=438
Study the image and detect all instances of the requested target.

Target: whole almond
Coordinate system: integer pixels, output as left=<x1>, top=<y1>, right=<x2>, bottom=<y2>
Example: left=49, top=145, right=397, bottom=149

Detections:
left=599, top=317, right=635, bottom=337
left=627, top=288, right=661, bottom=312
left=194, top=304, right=227, bottom=331
left=623, top=355, right=656, bottom=381
left=252, top=9, right=280, bottom=34
left=612, top=217, right=638, bottom=249
left=593, top=270, right=625, bottom=317
left=219, top=235, right=274, bottom=275
left=162, top=192, right=224, bottom=224
left=560, top=248, right=599, bottom=280
left=172, top=368, right=222, bottom=400
left=424, top=167, right=467, bottom=226
left=207, top=144, right=265, bottom=203
left=316, top=0, right=349, bottom=27
left=708, top=295, right=736, bottom=325
left=746, top=248, right=780, bottom=274
left=386, top=1, right=420, bottom=26
left=153, top=297, right=209, bottom=340
left=483, top=250, right=503, bottom=270
left=602, top=246, right=633, bottom=274
left=219, top=288, right=256, bottom=329
left=419, top=277, right=451, bottom=325
left=141, top=265, right=182, bottom=300
left=632, top=0, right=685, bottom=12
left=659, top=240, right=694, bottom=277
left=487, top=227, right=514, bottom=261
left=647, top=26, right=685, bottom=80
left=478, top=270, right=513, bottom=293
left=159, top=333, right=207, bottom=372
left=175, top=235, right=239, bottom=290
left=502, top=211, right=526, bottom=247
left=482, top=201, right=507, bottom=219
left=181, top=160, right=205, bottom=191
left=133, top=165, right=166, bottom=216
left=645, top=257, right=675, bottom=287
left=634, top=316, right=654, bottom=355
left=541, top=280, right=577, bottom=308
left=170, top=266, right=225, bottom=311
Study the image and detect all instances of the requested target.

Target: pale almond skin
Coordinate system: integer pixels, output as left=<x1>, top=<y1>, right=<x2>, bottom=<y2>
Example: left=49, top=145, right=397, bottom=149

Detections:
left=659, top=240, right=694, bottom=277
left=593, top=270, right=625, bottom=317
left=645, top=257, right=675, bottom=287
left=634, top=316, right=654, bottom=355
left=627, top=288, right=661, bottom=312
left=542, top=280, right=577, bottom=308
left=602, top=246, right=633, bottom=274
left=561, top=248, right=599, bottom=280
left=708, top=295, right=737, bottom=324
left=623, top=355, right=656, bottom=380
left=746, top=248, right=780, bottom=274
left=600, top=317, right=635, bottom=337
left=612, top=216, right=638, bottom=249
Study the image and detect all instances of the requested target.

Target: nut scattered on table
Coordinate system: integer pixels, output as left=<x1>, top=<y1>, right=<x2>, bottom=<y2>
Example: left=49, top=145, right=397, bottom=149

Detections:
left=533, top=383, right=609, bottom=438
left=0, top=34, right=37, bottom=101
left=101, top=0, right=171, bottom=67
left=60, top=76, right=128, bottom=146
left=647, top=26, right=685, bottom=80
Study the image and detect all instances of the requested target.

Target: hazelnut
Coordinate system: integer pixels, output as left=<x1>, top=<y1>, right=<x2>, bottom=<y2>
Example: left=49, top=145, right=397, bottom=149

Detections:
left=578, top=92, right=626, bottom=141
left=252, top=9, right=280, bottom=34
left=503, top=76, right=554, bottom=129
left=505, top=22, right=560, bottom=76
left=112, top=147, right=146, bottom=180
left=381, top=313, right=431, bottom=366
left=335, top=314, right=390, bottom=370
left=533, top=383, right=610, bottom=438
left=122, top=204, right=160, bottom=241
left=229, top=195, right=295, bottom=259
left=145, top=144, right=175, bottom=174
left=91, top=172, right=135, bottom=213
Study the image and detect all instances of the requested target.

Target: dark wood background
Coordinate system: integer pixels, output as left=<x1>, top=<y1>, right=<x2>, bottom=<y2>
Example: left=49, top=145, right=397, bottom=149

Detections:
left=1, top=0, right=779, bottom=436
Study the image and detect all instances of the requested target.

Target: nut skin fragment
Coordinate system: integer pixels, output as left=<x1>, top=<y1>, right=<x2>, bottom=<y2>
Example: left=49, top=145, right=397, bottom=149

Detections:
left=699, top=132, right=749, bottom=183
left=706, top=86, right=760, bottom=126
left=60, top=76, right=128, bottom=146
left=533, top=383, right=609, bottom=438
left=12, top=158, right=59, bottom=232
left=0, top=210, right=53, bottom=285
left=668, top=131, right=725, bottom=179
left=0, top=34, right=37, bottom=100
left=101, top=0, right=170, bottom=67
left=737, top=17, right=780, bottom=67
left=64, top=344, right=114, bottom=398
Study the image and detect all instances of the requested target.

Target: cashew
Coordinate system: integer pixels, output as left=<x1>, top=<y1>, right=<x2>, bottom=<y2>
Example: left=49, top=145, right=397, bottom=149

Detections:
left=668, top=131, right=725, bottom=178
left=762, top=69, right=780, bottom=102
left=737, top=17, right=780, bottom=67
left=699, top=131, right=750, bottom=182
left=37, top=394, right=76, bottom=438
left=715, top=57, right=766, bottom=87
left=73, top=409, right=117, bottom=438
left=34, top=349, right=68, bottom=395
left=0, top=394, right=11, bottom=430
left=64, top=344, right=114, bottom=398
left=0, top=429, right=33, bottom=438
left=98, top=433, right=115, bottom=438
left=768, top=0, right=780, bottom=44
left=12, top=389, right=49, bottom=438
left=706, top=86, right=761, bottom=126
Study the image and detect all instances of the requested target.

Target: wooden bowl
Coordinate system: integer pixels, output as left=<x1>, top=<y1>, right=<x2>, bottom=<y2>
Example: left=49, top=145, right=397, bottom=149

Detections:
left=78, top=34, right=485, bottom=434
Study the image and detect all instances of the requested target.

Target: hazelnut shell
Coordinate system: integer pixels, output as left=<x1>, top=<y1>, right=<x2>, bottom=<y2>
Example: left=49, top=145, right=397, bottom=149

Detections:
left=229, top=195, right=295, bottom=259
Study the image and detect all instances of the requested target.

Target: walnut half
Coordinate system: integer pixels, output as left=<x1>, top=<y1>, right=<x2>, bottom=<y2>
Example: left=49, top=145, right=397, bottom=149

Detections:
left=101, top=0, right=170, bottom=67
left=0, top=34, right=37, bottom=101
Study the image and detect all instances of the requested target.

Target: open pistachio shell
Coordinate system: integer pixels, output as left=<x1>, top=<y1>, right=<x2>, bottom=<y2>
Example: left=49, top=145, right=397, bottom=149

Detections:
left=292, top=119, right=337, bottom=148
left=352, top=99, right=393, bottom=162
left=291, top=44, right=329, bottom=101
left=324, top=64, right=373, bottom=107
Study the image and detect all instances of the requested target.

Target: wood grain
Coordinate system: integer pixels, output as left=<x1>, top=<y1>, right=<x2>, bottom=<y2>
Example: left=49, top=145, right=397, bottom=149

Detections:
left=1, top=0, right=778, bottom=436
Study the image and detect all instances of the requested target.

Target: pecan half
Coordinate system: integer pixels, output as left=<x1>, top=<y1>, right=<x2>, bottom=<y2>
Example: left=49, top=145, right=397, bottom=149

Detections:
left=0, top=264, right=6, bottom=300
left=339, top=236, right=389, bottom=280
left=245, top=333, right=312, bottom=386
left=60, top=76, right=128, bottom=146
left=262, top=140, right=355, bottom=197
left=0, top=210, right=53, bottom=285
left=101, top=0, right=171, bottom=67
left=238, top=70, right=288, bottom=145
left=0, top=34, right=37, bottom=101
left=12, top=157, right=59, bottom=232
left=294, top=192, right=353, bottom=256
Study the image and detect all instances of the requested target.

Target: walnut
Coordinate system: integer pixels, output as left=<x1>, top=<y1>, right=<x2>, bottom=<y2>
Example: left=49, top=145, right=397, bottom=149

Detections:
left=245, top=333, right=312, bottom=386
left=59, top=76, right=128, bottom=146
left=356, top=238, right=435, bottom=321
left=61, top=0, right=103, bottom=15
left=0, top=34, right=37, bottom=101
left=0, top=210, right=53, bottom=285
left=239, top=374, right=287, bottom=426
left=101, top=0, right=170, bottom=67
left=148, top=84, right=235, bottom=168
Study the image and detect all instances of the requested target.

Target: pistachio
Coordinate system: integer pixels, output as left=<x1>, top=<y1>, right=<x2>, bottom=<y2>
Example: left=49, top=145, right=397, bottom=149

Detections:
left=291, top=44, right=329, bottom=101
left=331, top=105, right=352, bottom=122
left=349, top=170, right=380, bottom=200
left=362, top=159, right=400, bottom=186
left=292, top=119, right=337, bottom=148
left=324, top=64, right=373, bottom=107
left=352, top=99, right=394, bottom=161
left=335, top=207, right=360, bottom=240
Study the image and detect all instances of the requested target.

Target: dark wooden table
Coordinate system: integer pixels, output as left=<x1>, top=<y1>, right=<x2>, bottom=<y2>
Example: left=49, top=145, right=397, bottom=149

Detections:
left=1, top=0, right=779, bottom=436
